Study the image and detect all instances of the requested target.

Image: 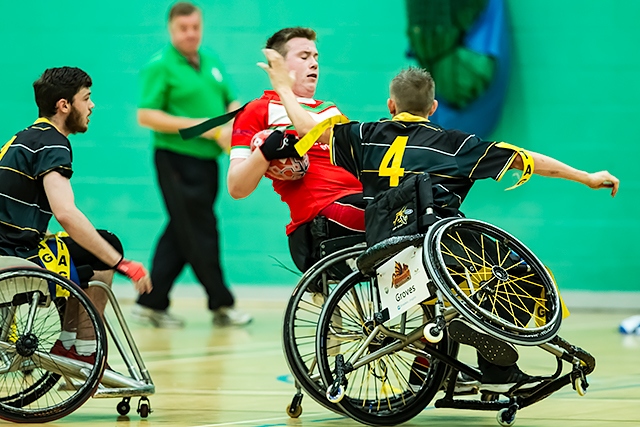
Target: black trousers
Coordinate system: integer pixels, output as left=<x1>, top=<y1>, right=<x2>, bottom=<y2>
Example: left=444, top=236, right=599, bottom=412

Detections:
left=288, top=193, right=366, bottom=272
left=137, top=149, right=234, bottom=311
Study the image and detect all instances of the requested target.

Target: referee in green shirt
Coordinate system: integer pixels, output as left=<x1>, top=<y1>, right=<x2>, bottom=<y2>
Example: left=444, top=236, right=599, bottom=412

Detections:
left=134, top=2, right=251, bottom=328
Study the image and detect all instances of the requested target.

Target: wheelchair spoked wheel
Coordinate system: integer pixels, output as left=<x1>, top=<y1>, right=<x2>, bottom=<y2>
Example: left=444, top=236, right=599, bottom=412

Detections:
left=316, top=271, right=449, bottom=426
left=282, top=245, right=364, bottom=413
left=425, top=218, right=562, bottom=346
left=0, top=267, right=107, bottom=423
left=0, top=298, right=66, bottom=407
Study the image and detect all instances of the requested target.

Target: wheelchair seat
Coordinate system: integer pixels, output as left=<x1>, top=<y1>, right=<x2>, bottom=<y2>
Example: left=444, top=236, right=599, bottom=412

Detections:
left=356, top=234, right=424, bottom=276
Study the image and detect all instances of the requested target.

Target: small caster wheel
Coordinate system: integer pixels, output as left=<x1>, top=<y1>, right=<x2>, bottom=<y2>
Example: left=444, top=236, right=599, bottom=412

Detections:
left=497, top=407, right=516, bottom=427
left=286, top=403, right=302, bottom=418
left=326, top=383, right=345, bottom=403
left=286, top=392, right=303, bottom=418
left=423, top=323, right=443, bottom=343
left=573, top=376, right=587, bottom=396
left=117, top=398, right=131, bottom=416
left=137, top=397, right=151, bottom=418
left=571, top=369, right=588, bottom=396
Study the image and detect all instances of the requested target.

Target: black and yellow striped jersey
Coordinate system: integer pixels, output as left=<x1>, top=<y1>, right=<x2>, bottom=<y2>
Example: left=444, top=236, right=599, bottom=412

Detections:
left=0, top=118, right=73, bottom=257
left=330, top=112, right=517, bottom=216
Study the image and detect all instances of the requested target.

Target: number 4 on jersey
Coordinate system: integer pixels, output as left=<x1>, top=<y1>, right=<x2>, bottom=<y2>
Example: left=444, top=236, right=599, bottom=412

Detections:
left=379, top=136, right=408, bottom=187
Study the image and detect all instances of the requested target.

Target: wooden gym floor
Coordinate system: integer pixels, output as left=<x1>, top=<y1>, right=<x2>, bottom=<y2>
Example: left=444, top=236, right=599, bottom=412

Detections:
left=8, top=286, right=640, bottom=427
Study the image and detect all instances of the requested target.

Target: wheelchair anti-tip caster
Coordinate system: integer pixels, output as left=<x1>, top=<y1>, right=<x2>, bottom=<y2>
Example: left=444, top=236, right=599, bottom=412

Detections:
left=286, top=392, right=303, bottom=418
left=116, top=397, right=131, bottom=416
left=326, top=383, right=345, bottom=404
left=571, top=369, right=589, bottom=396
left=496, top=404, right=518, bottom=427
left=326, top=353, right=348, bottom=403
left=423, top=323, right=444, bottom=343
left=137, top=397, right=151, bottom=418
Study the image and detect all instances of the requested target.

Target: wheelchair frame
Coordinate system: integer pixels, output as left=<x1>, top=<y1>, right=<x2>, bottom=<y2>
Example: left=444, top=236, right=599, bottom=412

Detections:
left=0, top=257, right=154, bottom=422
left=285, top=218, right=595, bottom=426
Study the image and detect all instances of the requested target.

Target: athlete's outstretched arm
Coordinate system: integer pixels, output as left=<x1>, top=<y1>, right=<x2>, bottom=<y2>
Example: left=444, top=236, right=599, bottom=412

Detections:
left=511, top=151, right=619, bottom=196
left=258, top=49, right=331, bottom=144
left=43, top=171, right=152, bottom=293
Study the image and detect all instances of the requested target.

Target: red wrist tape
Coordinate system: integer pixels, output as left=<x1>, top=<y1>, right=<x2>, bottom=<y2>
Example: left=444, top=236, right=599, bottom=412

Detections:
left=116, top=259, right=146, bottom=282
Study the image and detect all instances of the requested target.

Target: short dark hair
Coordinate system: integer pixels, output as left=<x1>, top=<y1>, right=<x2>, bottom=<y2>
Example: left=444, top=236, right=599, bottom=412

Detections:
left=33, top=67, right=92, bottom=118
left=389, top=67, right=435, bottom=116
left=265, top=27, right=316, bottom=57
left=168, top=2, right=199, bottom=22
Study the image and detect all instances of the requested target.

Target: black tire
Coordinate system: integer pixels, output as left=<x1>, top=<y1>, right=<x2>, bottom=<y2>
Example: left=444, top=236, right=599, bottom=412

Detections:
left=0, top=267, right=107, bottom=423
left=316, top=270, right=450, bottom=426
left=282, top=246, right=364, bottom=413
left=425, top=218, right=562, bottom=346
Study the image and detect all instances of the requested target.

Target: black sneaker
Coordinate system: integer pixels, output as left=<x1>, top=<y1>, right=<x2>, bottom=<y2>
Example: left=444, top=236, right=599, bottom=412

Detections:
left=448, top=318, right=518, bottom=366
left=479, top=364, right=542, bottom=394
left=440, top=370, right=481, bottom=395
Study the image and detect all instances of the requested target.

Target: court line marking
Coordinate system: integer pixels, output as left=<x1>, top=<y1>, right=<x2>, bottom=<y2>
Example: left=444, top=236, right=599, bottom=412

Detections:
left=142, top=349, right=283, bottom=367
left=192, top=412, right=329, bottom=427
left=158, top=388, right=295, bottom=396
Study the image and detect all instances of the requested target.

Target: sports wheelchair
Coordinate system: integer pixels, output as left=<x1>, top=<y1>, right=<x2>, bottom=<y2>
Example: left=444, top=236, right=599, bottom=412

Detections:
left=286, top=217, right=595, bottom=426
left=0, top=256, right=154, bottom=423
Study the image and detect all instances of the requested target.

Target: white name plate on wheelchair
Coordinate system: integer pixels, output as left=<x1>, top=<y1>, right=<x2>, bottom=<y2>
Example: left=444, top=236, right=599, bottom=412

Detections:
left=377, top=245, right=432, bottom=321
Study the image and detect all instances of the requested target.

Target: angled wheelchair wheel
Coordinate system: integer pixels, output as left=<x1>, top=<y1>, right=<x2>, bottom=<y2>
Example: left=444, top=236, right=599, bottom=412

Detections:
left=425, top=218, right=562, bottom=346
left=283, top=245, right=364, bottom=413
left=0, top=267, right=107, bottom=422
left=316, top=271, right=450, bottom=426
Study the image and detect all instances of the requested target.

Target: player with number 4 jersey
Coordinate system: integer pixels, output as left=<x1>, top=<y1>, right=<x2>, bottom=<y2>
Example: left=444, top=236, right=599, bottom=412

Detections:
left=332, top=118, right=522, bottom=218
left=260, top=52, right=619, bottom=391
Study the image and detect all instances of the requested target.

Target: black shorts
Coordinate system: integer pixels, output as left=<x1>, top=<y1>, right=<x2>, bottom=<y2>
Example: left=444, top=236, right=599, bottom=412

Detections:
left=53, top=230, right=123, bottom=282
left=61, top=230, right=123, bottom=271
left=288, top=194, right=366, bottom=272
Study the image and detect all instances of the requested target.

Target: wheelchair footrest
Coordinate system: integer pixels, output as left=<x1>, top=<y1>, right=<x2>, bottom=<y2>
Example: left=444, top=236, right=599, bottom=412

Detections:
left=448, top=318, right=519, bottom=366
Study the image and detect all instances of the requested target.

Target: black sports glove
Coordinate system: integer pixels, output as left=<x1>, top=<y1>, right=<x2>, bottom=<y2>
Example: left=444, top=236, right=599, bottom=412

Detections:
left=259, top=130, right=301, bottom=160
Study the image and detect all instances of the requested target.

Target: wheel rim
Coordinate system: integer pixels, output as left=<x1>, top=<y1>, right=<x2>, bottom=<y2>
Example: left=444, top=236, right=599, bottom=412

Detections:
left=426, top=218, right=561, bottom=345
left=0, top=268, right=106, bottom=422
left=282, top=246, right=364, bottom=411
left=316, top=271, right=448, bottom=424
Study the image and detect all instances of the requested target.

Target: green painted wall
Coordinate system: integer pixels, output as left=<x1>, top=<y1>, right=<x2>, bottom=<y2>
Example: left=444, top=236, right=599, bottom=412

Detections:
left=0, top=1, right=637, bottom=291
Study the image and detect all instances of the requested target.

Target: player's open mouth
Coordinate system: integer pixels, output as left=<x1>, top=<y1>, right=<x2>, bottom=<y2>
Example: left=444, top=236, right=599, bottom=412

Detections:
left=307, top=73, right=317, bottom=79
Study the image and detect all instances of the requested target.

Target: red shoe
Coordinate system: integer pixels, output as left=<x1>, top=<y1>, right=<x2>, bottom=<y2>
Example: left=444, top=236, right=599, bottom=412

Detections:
left=50, top=340, right=71, bottom=358
left=67, top=346, right=111, bottom=371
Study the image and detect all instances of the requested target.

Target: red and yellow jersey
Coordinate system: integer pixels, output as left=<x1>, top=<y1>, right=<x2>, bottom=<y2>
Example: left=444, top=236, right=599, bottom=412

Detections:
left=231, top=91, right=362, bottom=234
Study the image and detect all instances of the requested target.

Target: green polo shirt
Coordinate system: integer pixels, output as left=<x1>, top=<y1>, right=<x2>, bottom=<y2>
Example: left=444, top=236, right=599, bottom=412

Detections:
left=139, top=45, right=235, bottom=159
